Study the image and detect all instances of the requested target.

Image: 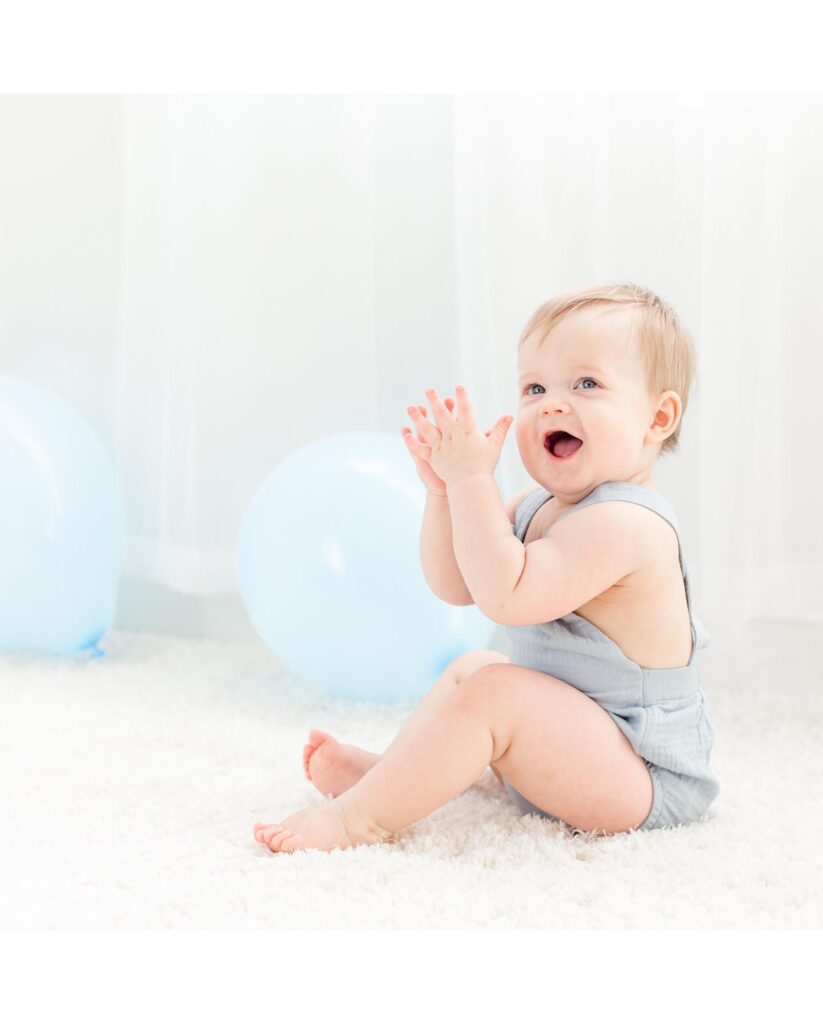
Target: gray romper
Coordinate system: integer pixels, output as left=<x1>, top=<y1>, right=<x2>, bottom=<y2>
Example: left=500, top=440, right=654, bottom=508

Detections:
left=504, top=480, right=720, bottom=832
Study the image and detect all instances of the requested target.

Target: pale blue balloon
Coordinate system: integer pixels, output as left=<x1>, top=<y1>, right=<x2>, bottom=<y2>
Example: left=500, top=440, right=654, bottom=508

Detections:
left=0, top=376, right=124, bottom=656
left=236, top=432, right=496, bottom=703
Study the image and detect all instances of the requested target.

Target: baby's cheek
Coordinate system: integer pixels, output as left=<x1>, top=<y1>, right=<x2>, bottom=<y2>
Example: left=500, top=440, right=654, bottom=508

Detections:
left=514, top=419, right=532, bottom=449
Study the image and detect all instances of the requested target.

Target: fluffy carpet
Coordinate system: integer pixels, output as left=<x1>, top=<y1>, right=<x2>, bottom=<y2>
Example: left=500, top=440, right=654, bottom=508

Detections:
left=1, top=622, right=821, bottom=928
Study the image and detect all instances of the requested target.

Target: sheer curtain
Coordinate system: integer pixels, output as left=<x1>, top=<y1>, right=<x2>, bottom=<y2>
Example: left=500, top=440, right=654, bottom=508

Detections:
left=1, top=95, right=820, bottom=639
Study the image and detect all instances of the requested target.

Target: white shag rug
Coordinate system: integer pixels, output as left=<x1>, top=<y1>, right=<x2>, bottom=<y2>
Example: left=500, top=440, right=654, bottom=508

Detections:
left=1, top=622, right=821, bottom=928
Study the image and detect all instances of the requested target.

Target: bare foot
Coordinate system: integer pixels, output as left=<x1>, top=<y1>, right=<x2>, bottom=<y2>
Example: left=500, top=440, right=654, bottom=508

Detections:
left=253, top=790, right=395, bottom=854
left=302, top=729, right=381, bottom=798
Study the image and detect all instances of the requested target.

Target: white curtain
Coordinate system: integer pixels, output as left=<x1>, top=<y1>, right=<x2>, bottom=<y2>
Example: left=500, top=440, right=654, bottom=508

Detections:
left=1, top=95, right=820, bottom=638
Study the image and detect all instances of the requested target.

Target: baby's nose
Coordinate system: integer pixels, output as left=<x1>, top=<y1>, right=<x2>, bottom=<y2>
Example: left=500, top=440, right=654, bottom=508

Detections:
left=539, top=393, right=570, bottom=413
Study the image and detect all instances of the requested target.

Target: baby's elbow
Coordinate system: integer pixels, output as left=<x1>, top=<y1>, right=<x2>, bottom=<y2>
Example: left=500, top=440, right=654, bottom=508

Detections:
left=476, top=598, right=512, bottom=626
left=488, top=595, right=561, bottom=627
left=490, top=608, right=518, bottom=627
left=437, top=591, right=476, bottom=608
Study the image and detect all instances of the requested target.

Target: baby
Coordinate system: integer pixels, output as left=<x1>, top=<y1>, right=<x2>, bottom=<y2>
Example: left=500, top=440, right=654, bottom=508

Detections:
left=253, top=282, right=719, bottom=853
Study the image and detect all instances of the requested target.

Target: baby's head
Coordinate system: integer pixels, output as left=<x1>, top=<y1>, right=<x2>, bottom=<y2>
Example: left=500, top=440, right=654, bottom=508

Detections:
left=515, top=282, right=696, bottom=497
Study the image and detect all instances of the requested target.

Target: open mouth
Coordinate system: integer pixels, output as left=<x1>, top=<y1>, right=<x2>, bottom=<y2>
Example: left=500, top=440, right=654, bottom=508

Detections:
left=545, top=430, right=584, bottom=461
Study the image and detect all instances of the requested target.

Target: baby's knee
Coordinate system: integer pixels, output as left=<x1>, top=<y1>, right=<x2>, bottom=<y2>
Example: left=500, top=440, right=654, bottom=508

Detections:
left=426, top=650, right=509, bottom=702
left=449, top=649, right=510, bottom=686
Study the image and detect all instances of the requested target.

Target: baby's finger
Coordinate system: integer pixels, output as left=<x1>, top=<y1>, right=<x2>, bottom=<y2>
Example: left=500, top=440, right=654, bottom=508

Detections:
left=417, top=397, right=454, bottom=417
left=402, top=428, right=432, bottom=462
left=407, top=405, right=438, bottom=445
left=425, top=387, right=455, bottom=429
left=415, top=403, right=443, bottom=443
left=454, top=385, right=477, bottom=433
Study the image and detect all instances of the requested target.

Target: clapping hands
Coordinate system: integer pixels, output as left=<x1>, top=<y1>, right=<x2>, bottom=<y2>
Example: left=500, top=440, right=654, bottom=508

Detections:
left=401, top=385, right=513, bottom=494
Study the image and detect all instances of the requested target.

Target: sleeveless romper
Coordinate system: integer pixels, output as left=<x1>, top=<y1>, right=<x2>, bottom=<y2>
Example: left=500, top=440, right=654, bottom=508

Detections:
left=504, top=480, right=720, bottom=832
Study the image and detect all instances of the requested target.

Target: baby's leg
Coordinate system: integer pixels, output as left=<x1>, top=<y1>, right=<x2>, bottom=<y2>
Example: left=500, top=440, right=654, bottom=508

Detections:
left=256, top=658, right=653, bottom=853
left=304, top=650, right=510, bottom=798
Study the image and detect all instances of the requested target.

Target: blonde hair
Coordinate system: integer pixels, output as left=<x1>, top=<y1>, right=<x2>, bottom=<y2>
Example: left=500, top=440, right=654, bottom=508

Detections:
left=518, top=282, right=697, bottom=457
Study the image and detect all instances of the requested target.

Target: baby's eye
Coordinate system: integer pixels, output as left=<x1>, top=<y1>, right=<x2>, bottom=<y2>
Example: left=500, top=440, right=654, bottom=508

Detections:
left=522, top=378, right=599, bottom=395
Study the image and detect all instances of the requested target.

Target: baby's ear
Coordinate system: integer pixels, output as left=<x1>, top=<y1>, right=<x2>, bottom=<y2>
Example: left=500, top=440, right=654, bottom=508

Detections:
left=650, top=391, right=682, bottom=442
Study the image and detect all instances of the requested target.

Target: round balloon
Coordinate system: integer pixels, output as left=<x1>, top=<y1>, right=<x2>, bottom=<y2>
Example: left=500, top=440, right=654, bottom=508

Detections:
left=0, top=376, right=124, bottom=655
left=236, top=432, right=496, bottom=703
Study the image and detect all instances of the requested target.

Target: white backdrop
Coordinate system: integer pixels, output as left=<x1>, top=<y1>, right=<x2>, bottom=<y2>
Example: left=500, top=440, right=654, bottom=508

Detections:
left=1, top=94, right=820, bottom=639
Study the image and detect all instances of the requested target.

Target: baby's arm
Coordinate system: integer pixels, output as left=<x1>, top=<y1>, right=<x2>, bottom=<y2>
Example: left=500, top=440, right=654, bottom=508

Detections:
left=404, top=397, right=474, bottom=605
left=405, top=397, right=534, bottom=608
left=420, top=484, right=538, bottom=607
left=486, top=500, right=647, bottom=626
left=420, top=493, right=474, bottom=605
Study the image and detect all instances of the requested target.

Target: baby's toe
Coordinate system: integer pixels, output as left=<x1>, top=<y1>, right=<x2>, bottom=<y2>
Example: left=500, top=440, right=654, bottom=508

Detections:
left=257, top=823, right=287, bottom=845
left=253, top=823, right=269, bottom=842
left=268, top=830, right=295, bottom=853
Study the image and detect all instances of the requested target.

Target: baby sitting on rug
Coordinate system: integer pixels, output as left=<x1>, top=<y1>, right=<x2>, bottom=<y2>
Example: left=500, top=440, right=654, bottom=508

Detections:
left=254, top=282, right=719, bottom=853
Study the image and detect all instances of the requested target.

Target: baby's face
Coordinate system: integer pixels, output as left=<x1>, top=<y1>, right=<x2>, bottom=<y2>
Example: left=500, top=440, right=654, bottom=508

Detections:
left=515, top=304, right=661, bottom=500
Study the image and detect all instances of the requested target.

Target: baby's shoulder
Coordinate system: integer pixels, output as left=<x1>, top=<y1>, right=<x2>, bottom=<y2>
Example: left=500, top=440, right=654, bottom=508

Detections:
left=555, top=497, right=679, bottom=566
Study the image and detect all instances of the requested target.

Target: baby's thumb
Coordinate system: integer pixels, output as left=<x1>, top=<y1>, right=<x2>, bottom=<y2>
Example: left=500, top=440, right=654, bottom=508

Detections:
left=490, top=415, right=513, bottom=446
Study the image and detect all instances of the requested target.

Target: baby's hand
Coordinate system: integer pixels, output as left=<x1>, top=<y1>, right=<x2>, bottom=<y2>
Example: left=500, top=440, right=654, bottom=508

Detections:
left=412, top=386, right=512, bottom=487
left=402, top=398, right=455, bottom=496
left=403, top=391, right=507, bottom=495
